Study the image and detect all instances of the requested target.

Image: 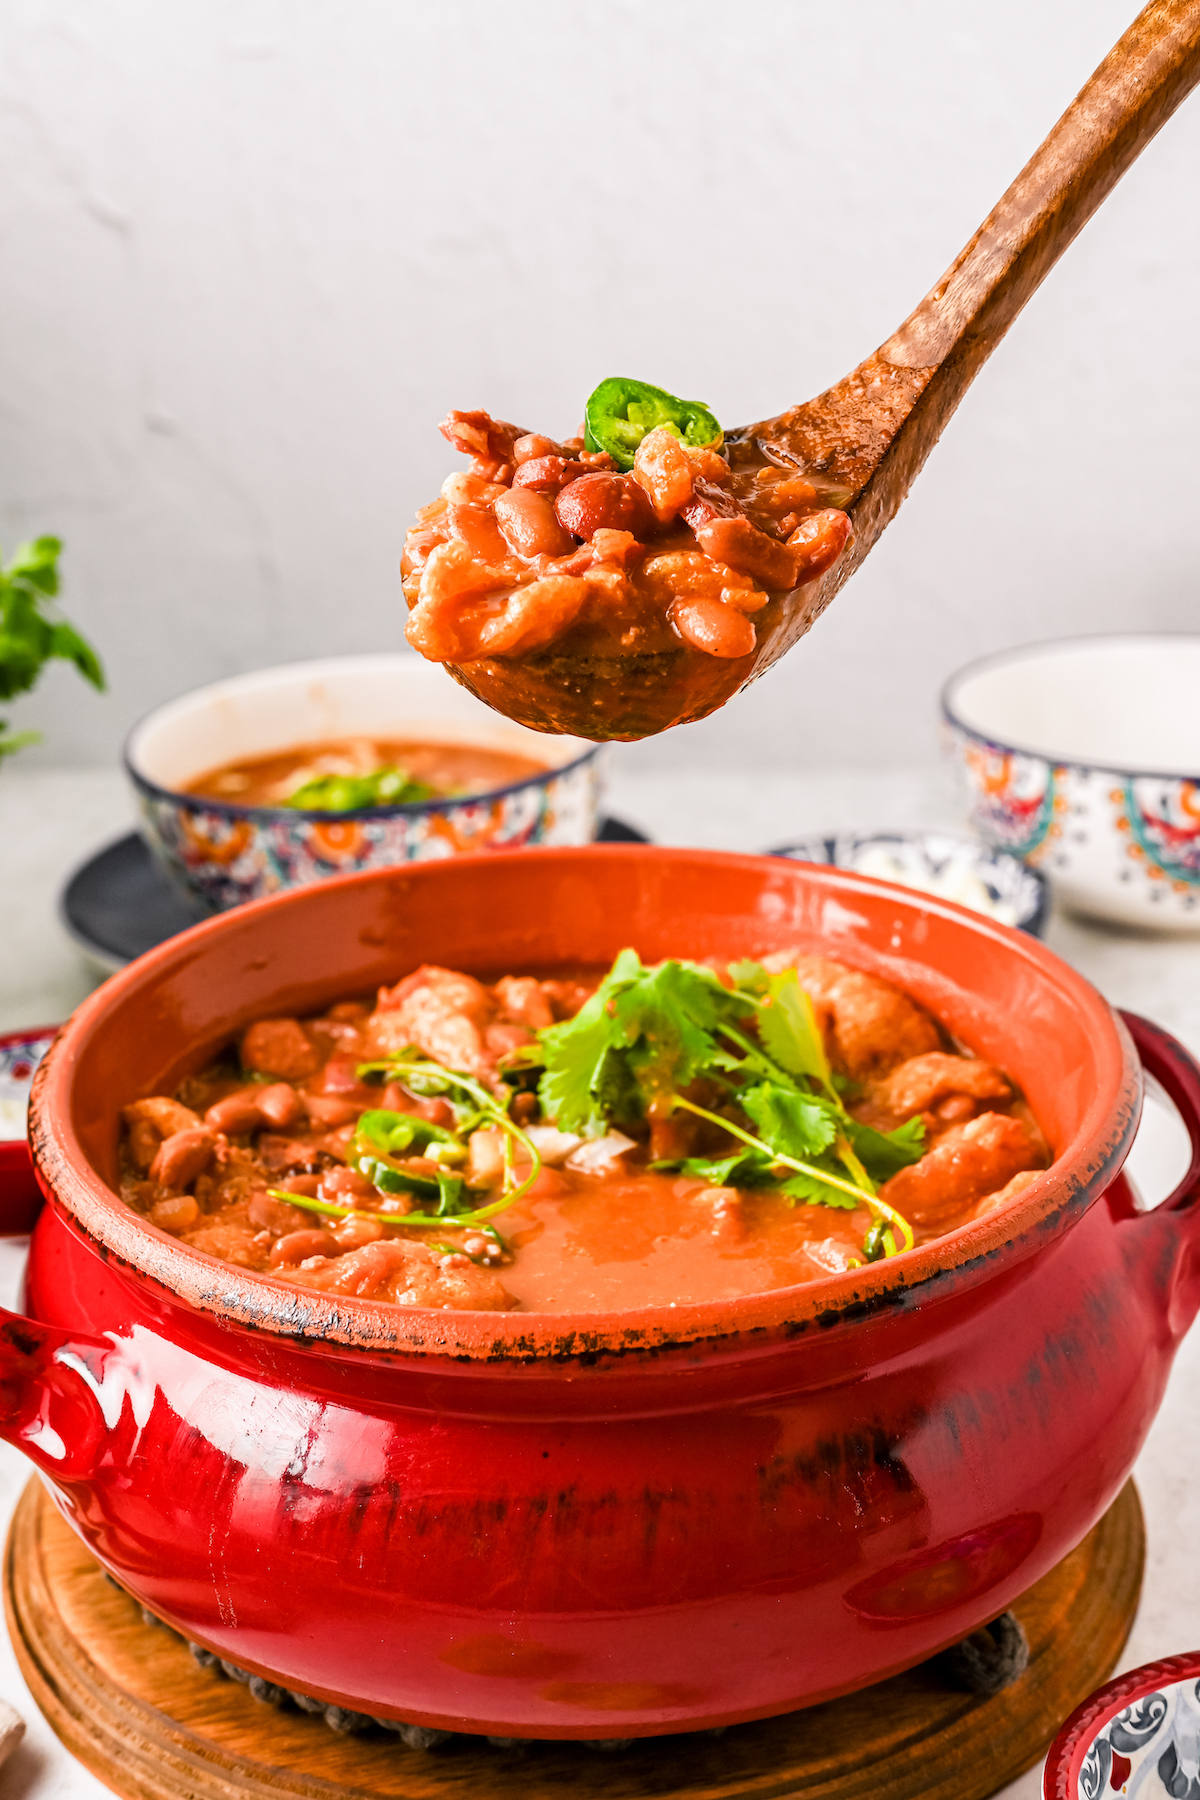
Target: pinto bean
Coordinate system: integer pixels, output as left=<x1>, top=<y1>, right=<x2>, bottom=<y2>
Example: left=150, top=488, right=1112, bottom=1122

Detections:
left=205, top=1090, right=266, bottom=1134
left=254, top=1082, right=304, bottom=1127
left=692, top=515, right=800, bottom=590
left=379, top=1083, right=455, bottom=1127
left=787, top=509, right=853, bottom=582
left=123, top=1097, right=203, bottom=1173
left=320, top=1165, right=377, bottom=1201
left=512, top=433, right=563, bottom=464
left=149, top=1126, right=217, bottom=1190
left=511, top=456, right=588, bottom=496
left=270, top=1230, right=341, bottom=1268
left=240, top=1019, right=320, bottom=1082
left=669, top=596, right=757, bottom=660
left=247, top=1191, right=309, bottom=1234
left=632, top=426, right=695, bottom=522
left=555, top=473, right=655, bottom=542
left=334, top=1216, right=385, bottom=1249
left=447, top=502, right=511, bottom=563
left=150, top=1195, right=200, bottom=1235
left=304, top=1094, right=363, bottom=1127
left=493, top=487, right=575, bottom=559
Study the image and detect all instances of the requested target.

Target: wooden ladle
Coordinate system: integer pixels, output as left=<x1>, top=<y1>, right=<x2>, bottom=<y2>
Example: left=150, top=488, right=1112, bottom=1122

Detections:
left=446, top=0, right=1200, bottom=742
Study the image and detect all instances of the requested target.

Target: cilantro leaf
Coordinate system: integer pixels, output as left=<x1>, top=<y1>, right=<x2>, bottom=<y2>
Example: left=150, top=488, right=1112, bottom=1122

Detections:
left=843, top=1114, right=926, bottom=1182
left=777, top=1169, right=859, bottom=1209
left=0, top=538, right=104, bottom=753
left=740, top=1081, right=837, bottom=1161
left=537, top=949, right=752, bottom=1135
left=756, top=970, right=832, bottom=1090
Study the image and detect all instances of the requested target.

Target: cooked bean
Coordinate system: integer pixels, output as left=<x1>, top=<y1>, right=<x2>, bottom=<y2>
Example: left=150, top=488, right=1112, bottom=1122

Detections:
left=334, top=1216, right=385, bottom=1249
left=511, top=456, right=588, bottom=496
left=123, top=1097, right=204, bottom=1173
left=205, top=1089, right=267, bottom=1133
left=270, top=1230, right=340, bottom=1268
left=447, top=502, right=511, bottom=563
left=303, top=1094, right=363, bottom=1127
left=512, top=433, right=563, bottom=464
left=493, top=487, right=575, bottom=559
left=320, top=1166, right=377, bottom=1201
left=379, top=1082, right=455, bottom=1128
left=555, top=473, right=655, bottom=541
left=150, top=1195, right=200, bottom=1235
left=255, top=1082, right=304, bottom=1127
left=692, top=515, right=800, bottom=590
left=669, top=596, right=757, bottom=659
left=240, top=1019, right=320, bottom=1082
left=632, top=426, right=695, bottom=522
left=149, top=1127, right=217, bottom=1190
left=787, top=509, right=853, bottom=582
left=247, top=1192, right=309, bottom=1234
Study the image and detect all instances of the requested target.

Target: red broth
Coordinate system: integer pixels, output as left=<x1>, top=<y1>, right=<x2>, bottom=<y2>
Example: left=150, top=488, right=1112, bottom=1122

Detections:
left=186, top=738, right=548, bottom=808
left=118, top=958, right=1049, bottom=1313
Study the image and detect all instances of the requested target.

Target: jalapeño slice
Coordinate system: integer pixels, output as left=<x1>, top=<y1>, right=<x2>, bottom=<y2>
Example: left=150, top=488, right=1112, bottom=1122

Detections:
left=584, top=378, right=722, bottom=471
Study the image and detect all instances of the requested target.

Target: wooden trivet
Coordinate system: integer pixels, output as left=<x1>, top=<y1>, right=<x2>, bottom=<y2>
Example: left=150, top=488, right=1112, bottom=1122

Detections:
left=4, top=1475, right=1144, bottom=1800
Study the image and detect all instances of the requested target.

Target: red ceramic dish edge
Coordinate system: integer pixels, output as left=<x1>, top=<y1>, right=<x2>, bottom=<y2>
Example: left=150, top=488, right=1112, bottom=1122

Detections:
left=1042, top=1650, right=1200, bottom=1797
left=0, top=1025, right=58, bottom=1235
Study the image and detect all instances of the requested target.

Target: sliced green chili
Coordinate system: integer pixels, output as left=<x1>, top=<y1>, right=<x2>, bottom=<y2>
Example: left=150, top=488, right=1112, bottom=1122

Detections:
left=583, top=377, right=722, bottom=471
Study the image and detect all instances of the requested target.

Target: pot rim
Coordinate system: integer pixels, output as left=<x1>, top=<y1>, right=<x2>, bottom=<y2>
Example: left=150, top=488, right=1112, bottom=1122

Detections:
left=29, top=847, right=1141, bottom=1362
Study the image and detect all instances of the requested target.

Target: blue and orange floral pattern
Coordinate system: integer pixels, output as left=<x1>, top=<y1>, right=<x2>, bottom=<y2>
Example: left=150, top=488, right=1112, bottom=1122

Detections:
left=951, top=730, right=1065, bottom=862
left=1119, top=777, right=1200, bottom=890
left=137, top=755, right=602, bottom=914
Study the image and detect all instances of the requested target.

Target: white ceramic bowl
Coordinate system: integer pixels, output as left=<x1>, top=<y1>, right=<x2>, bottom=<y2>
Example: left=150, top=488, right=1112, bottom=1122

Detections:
left=126, top=654, right=603, bottom=913
left=943, top=634, right=1200, bottom=931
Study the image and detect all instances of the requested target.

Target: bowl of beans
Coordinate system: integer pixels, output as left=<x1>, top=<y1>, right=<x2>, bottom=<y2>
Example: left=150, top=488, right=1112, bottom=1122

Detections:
left=125, top=652, right=603, bottom=913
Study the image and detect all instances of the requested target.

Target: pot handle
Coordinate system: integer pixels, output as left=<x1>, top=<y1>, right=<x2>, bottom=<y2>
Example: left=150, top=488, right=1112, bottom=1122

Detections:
left=0, top=1309, right=113, bottom=1481
left=1120, top=1011, right=1200, bottom=1219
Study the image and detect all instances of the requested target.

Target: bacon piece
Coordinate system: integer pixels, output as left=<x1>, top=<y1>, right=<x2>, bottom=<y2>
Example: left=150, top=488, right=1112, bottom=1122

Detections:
left=879, top=1112, right=1041, bottom=1230
left=369, top=965, right=497, bottom=1080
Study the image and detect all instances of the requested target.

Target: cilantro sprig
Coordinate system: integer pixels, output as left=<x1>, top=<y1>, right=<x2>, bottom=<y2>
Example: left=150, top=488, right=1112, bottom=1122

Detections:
left=272, top=1054, right=541, bottom=1233
left=535, top=950, right=920, bottom=1262
left=0, top=538, right=104, bottom=759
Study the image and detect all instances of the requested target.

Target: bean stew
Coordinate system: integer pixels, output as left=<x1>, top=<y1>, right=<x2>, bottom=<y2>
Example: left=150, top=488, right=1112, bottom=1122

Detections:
left=118, top=951, right=1049, bottom=1315
left=402, top=379, right=853, bottom=675
left=187, top=737, right=549, bottom=812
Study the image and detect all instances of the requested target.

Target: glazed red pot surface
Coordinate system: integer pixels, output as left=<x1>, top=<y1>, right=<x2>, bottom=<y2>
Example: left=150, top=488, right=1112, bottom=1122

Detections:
left=12, top=848, right=1200, bottom=1739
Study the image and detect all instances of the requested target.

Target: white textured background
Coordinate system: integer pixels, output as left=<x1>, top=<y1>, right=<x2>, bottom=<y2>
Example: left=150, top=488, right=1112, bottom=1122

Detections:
left=0, top=0, right=1197, bottom=781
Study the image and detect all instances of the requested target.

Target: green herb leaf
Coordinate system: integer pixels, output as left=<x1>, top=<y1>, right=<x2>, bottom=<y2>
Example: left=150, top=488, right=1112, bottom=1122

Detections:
left=0, top=540, right=104, bottom=735
left=777, top=1170, right=859, bottom=1210
left=739, top=1082, right=837, bottom=1160
left=843, top=1114, right=926, bottom=1182
left=756, top=971, right=832, bottom=1090
left=287, top=766, right=437, bottom=811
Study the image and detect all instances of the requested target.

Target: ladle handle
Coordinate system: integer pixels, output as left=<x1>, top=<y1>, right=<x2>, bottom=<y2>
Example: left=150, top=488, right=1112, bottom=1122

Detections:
left=885, top=0, right=1200, bottom=375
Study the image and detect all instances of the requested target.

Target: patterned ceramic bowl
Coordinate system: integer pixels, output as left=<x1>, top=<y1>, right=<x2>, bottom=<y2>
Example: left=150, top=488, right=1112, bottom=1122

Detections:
left=769, top=831, right=1049, bottom=936
left=1042, top=1650, right=1200, bottom=1798
left=943, top=635, right=1200, bottom=932
left=125, top=654, right=602, bottom=914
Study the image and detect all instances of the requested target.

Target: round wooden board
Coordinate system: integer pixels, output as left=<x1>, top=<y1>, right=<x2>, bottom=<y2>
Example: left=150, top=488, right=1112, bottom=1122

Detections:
left=5, top=1476, right=1144, bottom=1800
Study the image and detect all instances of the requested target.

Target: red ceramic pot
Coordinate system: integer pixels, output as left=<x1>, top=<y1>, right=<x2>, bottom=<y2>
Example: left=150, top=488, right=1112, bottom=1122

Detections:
left=9, top=849, right=1200, bottom=1740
